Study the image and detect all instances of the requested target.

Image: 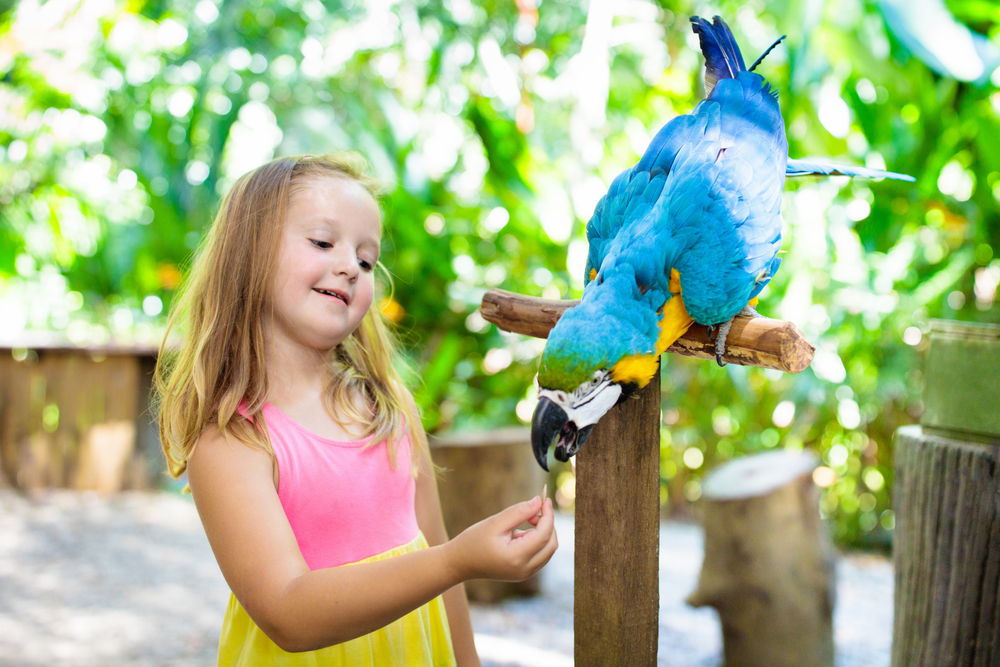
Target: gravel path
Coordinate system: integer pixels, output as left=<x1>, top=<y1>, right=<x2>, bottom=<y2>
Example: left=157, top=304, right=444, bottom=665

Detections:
left=0, top=490, right=893, bottom=666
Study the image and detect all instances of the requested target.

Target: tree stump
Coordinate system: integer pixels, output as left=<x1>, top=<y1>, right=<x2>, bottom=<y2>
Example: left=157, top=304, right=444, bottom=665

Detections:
left=892, top=426, right=1000, bottom=666
left=687, top=450, right=834, bottom=667
left=891, top=320, right=1000, bottom=666
left=429, top=427, right=547, bottom=603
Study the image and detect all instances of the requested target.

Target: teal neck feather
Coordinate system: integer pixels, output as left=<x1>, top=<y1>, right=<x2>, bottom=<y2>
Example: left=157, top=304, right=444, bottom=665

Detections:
left=538, top=270, right=665, bottom=392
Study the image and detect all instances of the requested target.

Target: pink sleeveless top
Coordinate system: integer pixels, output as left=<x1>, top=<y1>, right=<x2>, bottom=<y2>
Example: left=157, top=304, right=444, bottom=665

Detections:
left=248, top=402, right=420, bottom=570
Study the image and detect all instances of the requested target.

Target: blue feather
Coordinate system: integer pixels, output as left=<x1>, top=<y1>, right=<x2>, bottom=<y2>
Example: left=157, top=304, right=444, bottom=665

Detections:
left=690, top=16, right=746, bottom=95
left=636, top=115, right=698, bottom=173
left=786, top=158, right=915, bottom=181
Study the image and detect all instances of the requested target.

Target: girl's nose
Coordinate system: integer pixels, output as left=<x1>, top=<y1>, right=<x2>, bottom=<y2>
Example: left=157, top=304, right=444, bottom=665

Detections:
left=332, top=247, right=360, bottom=280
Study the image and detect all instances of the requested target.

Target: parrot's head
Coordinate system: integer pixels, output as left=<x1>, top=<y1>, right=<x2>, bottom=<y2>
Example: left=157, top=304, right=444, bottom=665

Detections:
left=531, top=267, right=666, bottom=470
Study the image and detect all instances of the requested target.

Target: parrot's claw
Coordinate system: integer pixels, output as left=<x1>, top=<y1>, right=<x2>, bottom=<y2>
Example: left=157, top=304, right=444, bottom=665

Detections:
left=705, top=324, right=716, bottom=343
left=714, top=306, right=765, bottom=367
left=713, top=318, right=734, bottom=367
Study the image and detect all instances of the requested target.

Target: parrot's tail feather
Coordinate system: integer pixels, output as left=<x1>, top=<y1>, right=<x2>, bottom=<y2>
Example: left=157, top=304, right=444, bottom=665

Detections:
left=748, top=35, right=787, bottom=72
left=690, top=15, right=746, bottom=97
left=786, top=158, right=916, bottom=182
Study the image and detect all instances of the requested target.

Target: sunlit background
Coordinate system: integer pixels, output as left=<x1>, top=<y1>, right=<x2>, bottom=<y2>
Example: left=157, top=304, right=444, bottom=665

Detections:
left=2, top=0, right=999, bottom=547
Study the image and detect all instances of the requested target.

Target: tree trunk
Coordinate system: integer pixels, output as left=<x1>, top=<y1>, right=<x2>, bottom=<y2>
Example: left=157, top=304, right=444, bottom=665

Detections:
left=892, top=425, right=1000, bottom=667
left=687, top=450, right=834, bottom=667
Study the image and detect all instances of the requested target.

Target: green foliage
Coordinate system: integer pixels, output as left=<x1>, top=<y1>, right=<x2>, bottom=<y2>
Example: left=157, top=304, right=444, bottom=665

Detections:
left=2, top=0, right=999, bottom=547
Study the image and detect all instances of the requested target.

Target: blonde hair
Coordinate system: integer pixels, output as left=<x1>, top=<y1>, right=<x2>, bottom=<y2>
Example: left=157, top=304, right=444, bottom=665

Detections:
left=154, top=152, right=424, bottom=480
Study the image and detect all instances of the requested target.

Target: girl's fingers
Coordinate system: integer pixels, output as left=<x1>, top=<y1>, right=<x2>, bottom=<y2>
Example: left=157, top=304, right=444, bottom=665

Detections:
left=514, top=497, right=551, bottom=536
left=534, top=498, right=555, bottom=533
left=510, top=498, right=554, bottom=552
left=521, top=484, right=546, bottom=529
left=527, top=512, right=559, bottom=570
left=494, top=496, right=543, bottom=533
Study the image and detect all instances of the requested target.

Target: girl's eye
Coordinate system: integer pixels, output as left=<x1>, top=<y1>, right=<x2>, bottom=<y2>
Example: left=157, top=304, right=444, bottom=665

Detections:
left=311, top=238, right=375, bottom=270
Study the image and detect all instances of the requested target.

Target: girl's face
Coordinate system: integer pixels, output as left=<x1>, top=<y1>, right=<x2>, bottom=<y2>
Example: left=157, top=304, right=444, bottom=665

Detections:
left=268, top=175, right=382, bottom=353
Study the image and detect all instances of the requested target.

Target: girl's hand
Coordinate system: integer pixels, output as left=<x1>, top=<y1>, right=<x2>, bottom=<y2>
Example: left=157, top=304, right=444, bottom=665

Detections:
left=444, top=496, right=559, bottom=582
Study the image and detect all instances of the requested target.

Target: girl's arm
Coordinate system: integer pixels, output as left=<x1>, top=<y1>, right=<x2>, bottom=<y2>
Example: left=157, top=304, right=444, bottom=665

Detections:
left=187, top=425, right=557, bottom=654
left=408, top=392, right=481, bottom=667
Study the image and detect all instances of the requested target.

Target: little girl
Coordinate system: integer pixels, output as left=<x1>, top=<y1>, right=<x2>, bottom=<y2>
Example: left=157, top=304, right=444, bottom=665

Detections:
left=154, top=153, right=558, bottom=666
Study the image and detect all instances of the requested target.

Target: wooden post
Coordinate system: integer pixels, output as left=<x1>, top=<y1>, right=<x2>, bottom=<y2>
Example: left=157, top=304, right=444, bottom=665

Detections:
left=575, top=367, right=661, bottom=665
left=480, top=288, right=814, bottom=665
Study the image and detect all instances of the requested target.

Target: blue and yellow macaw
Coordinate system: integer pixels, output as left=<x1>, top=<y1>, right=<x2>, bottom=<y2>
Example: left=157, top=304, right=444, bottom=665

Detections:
left=531, top=16, right=914, bottom=470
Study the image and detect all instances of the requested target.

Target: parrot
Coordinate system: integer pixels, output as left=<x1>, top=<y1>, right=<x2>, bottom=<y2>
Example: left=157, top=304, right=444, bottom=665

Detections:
left=530, top=15, right=915, bottom=471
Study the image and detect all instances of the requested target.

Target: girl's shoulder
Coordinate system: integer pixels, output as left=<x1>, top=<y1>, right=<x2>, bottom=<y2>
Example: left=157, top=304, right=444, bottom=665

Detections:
left=188, top=423, right=267, bottom=477
left=188, top=417, right=280, bottom=492
left=192, top=400, right=270, bottom=460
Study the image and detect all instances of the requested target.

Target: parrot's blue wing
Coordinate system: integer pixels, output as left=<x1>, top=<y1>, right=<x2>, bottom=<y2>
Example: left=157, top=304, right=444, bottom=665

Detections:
left=586, top=171, right=665, bottom=284
left=748, top=255, right=781, bottom=300
left=786, top=158, right=915, bottom=181
left=665, top=74, right=786, bottom=325
left=585, top=114, right=700, bottom=285
left=586, top=15, right=772, bottom=288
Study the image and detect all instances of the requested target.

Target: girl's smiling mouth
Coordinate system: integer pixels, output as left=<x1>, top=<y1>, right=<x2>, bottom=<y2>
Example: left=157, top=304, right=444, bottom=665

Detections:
left=313, top=288, right=349, bottom=304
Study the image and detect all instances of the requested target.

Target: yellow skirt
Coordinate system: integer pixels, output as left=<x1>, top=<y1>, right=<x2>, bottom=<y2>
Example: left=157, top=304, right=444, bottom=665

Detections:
left=218, top=532, right=456, bottom=667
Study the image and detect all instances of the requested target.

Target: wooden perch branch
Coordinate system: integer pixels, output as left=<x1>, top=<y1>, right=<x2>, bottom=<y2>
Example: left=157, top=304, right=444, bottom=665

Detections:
left=480, top=288, right=815, bottom=374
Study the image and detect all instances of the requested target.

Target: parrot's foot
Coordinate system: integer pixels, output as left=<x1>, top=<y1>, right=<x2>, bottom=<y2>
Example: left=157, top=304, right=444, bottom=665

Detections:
left=713, top=319, right=734, bottom=366
left=713, top=306, right=765, bottom=367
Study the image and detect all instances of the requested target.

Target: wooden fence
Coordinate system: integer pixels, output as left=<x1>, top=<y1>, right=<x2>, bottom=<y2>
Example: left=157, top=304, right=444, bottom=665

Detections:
left=0, top=338, right=162, bottom=493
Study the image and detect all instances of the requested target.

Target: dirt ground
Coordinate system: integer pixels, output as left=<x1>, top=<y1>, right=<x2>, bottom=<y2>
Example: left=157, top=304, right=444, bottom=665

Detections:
left=0, top=490, right=893, bottom=667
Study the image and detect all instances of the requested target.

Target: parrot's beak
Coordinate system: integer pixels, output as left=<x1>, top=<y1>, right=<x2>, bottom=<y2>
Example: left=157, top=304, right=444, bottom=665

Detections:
left=531, top=397, right=595, bottom=471
left=532, top=396, right=565, bottom=472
